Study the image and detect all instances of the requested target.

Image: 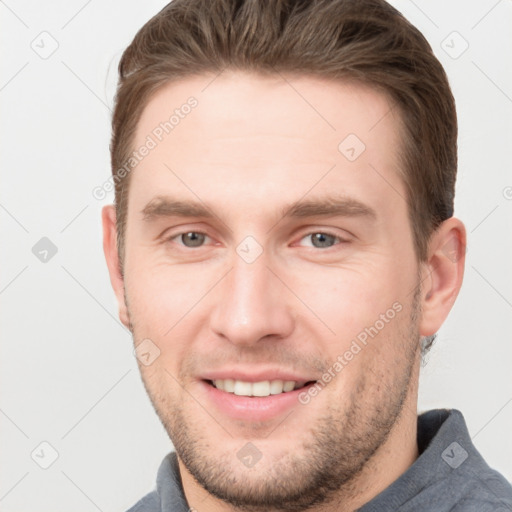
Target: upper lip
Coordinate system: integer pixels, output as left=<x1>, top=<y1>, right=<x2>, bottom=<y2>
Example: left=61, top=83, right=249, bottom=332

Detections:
left=201, top=368, right=317, bottom=384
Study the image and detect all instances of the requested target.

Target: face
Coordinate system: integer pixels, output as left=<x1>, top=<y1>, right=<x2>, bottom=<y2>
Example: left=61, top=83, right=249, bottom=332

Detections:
left=120, top=72, right=424, bottom=510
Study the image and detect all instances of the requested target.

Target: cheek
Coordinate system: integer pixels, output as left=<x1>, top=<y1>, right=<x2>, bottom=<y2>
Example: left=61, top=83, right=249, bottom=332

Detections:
left=300, top=273, right=415, bottom=399
left=126, top=259, right=205, bottom=317
left=124, top=261, right=214, bottom=364
left=289, top=262, right=409, bottom=343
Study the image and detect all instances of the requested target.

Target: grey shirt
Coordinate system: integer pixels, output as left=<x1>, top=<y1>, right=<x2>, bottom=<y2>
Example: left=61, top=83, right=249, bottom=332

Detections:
left=127, top=409, right=512, bottom=511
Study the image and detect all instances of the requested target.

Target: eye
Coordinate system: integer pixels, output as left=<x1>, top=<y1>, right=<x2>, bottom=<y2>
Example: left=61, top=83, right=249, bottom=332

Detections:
left=298, top=232, right=344, bottom=249
left=169, top=231, right=210, bottom=248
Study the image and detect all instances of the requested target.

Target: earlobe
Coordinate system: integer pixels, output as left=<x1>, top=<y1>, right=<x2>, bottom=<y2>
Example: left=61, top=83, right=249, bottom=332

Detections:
left=419, top=217, right=467, bottom=337
left=101, top=205, right=130, bottom=328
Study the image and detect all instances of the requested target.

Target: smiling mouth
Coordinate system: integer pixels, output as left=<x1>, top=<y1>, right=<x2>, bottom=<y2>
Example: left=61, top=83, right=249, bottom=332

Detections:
left=207, top=379, right=316, bottom=397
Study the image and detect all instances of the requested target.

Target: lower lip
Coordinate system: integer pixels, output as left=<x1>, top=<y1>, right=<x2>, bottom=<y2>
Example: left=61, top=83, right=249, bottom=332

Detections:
left=200, top=381, right=315, bottom=422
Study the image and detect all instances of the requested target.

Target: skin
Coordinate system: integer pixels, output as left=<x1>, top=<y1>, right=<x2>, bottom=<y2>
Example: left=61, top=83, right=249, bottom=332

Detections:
left=103, top=71, right=466, bottom=511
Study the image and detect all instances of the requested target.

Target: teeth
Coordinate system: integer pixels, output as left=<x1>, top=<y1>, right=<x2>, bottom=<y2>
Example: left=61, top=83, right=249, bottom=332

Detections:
left=252, top=381, right=270, bottom=397
left=212, top=379, right=299, bottom=397
left=234, top=380, right=252, bottom=396
left=270, top=380, right=284, bottom=395
left=283, top=381, right=295, bottom=392
left=224, top=379, right=235, bottom=392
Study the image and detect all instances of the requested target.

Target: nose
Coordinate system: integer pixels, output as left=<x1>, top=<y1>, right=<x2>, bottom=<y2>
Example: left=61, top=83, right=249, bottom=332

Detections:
left=209, top=250, right=295, bottom=347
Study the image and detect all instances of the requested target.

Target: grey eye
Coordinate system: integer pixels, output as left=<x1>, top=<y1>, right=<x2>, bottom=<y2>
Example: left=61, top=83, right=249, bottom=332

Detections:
left=310, top=233, right=337, bottom=248
left=180, top=232, right=206, bottom=247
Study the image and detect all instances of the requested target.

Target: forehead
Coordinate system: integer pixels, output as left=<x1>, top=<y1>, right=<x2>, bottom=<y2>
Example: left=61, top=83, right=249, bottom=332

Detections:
left=130, top=71, right=406, bottom=218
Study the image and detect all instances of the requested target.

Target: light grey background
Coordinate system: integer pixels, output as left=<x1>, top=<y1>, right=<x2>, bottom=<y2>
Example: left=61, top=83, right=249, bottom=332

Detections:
left=0, top=0, right=511, bottom=510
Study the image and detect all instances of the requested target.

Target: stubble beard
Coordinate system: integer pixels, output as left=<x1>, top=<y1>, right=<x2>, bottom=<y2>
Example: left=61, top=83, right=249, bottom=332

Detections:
left=128, top=289, right=421, bottom=512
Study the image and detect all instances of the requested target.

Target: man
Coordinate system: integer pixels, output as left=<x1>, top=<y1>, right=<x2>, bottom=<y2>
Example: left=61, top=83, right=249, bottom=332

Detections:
left=102, top=0, right=512, bottom=510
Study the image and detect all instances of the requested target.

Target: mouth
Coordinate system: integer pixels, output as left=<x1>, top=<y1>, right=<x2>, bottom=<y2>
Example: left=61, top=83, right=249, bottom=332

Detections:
left=201, top=375, right=319, bottom=422
left=206, top=379, right=316, bottom=397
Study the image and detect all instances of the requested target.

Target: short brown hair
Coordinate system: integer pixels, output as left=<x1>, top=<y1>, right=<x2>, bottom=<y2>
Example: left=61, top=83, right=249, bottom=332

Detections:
left=110, top=0, right=457, bottom=270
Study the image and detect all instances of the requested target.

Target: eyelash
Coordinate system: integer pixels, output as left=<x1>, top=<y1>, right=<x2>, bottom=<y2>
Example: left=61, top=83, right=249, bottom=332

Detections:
left=297, top=231, right=348, bottom=249
left=164, top=230, right=348, bottom=249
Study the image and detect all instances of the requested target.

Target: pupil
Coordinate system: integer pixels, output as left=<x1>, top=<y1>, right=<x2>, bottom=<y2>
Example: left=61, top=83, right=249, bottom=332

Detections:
left=313, top=233, right=334, bottom=248
left=183, top=232, right=204, bottom=247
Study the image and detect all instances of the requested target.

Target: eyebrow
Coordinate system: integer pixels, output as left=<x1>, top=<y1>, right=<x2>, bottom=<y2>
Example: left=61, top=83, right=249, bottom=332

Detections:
left=282, top=196, right=377, bottom=220
left=142, top=197, right=214, bottom=221
left=141, top=194, right=377, bottom=222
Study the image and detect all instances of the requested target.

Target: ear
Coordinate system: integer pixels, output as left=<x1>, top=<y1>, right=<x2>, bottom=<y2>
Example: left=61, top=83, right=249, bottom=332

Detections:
left=419, top=217, right=466, bottom=337
left=102, top=205, right=130, bottom=328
